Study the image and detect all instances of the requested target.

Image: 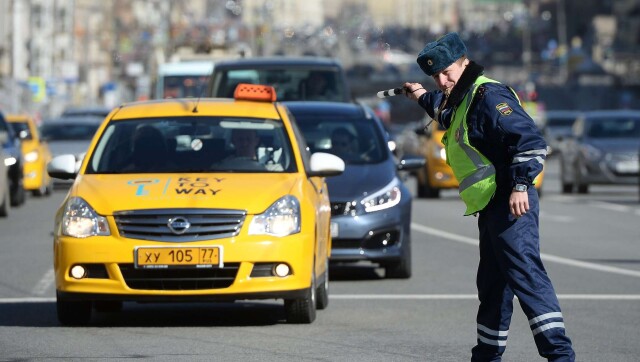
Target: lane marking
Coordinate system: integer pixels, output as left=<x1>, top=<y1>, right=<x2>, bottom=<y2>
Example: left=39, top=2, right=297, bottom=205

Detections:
left=588, top=201, right=631, bottom=213
left=331, top=294, right=640, bottom=301
left=31, top=269, right=54, bottom=296
left=411, top=223, right=640, bottom=278
left=539, top=212, right=575, bottom=223
left=3, top=295, right=640, bottom=303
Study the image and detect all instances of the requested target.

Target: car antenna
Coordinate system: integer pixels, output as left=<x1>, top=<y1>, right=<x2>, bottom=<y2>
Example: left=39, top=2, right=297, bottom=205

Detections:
left=192, top=78, right=209, bottom=113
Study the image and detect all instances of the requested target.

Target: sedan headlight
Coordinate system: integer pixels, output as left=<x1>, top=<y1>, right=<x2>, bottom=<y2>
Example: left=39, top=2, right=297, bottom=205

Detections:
left=248, top=195, right=300, bottom=237
left=61, top=197, right=110, bottom=238
left=24, top=150, right=39, bottom=162
left=362, top=178, right=401, bottom=213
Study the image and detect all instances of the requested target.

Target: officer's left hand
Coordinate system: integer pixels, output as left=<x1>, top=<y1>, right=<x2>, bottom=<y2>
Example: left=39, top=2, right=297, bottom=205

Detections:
left=509, top=191, right=529, bottom=218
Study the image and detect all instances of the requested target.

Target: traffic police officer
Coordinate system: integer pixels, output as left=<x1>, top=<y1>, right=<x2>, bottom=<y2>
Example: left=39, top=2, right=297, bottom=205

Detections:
left=403, top=32, right=575, bottom=361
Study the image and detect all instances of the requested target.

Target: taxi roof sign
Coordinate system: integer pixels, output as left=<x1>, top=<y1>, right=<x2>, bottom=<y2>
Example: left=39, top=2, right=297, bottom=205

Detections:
left=234, top=83, right=277, bottom=102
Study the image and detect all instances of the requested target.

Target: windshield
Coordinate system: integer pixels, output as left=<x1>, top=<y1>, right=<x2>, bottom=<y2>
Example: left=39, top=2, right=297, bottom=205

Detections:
left=586, top=117, right=640, bottom=138
left=85, top=116, right=296, bottom=174
left=214, top=68, right=346, bottom=102
left=8, top=122, right=32, bottom=140
left=293, top=112, right=388, bottom=165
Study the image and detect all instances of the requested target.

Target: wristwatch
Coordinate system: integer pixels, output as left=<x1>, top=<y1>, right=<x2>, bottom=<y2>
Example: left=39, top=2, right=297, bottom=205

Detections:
left=513, top=184, right=528, bottom=192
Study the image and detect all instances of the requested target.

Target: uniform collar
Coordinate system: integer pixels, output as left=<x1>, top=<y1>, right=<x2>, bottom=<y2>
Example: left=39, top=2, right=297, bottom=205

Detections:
left=441, top=61, right=484, bottom=110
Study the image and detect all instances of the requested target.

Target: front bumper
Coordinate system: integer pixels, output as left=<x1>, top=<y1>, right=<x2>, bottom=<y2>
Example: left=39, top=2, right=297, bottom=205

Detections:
left=54, top=233, right=315, bottom=301
left=329, top=199, right=411, bottom=263
left=582, top=156, right=640, bottom=185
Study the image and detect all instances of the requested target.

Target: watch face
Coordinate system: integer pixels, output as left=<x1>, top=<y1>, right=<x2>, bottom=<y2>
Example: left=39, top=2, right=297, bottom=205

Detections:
left=515, top=184, right=527, bottom=192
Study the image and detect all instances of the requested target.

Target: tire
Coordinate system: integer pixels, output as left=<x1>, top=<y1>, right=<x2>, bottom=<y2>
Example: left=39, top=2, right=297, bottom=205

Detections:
left=561, top=183, right=573, bottom=194
left=284, top=273, right=317, bottom=324
left=9, top=175, right=25, bottom=207
left=315, top=259, right=329, bottom=310
left=417, top=167, right=440, bottom=199
left=574, top=163, right=589, bottom=194
left=32, top=174, right=49, bottom=197
left=0, top=182, right=9, bottom=217
left=57, top=292, right=92, bottom=326
left=384, top=237, right=412, bottom=279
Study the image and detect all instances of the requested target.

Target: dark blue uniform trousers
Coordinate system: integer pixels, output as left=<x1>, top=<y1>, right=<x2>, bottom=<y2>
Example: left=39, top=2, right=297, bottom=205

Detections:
left=471, top=188, right=575, bottom=362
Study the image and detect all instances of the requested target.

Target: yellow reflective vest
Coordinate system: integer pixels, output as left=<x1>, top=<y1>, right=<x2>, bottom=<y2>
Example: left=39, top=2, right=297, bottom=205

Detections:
left=442, top=76, right=500, bottom=215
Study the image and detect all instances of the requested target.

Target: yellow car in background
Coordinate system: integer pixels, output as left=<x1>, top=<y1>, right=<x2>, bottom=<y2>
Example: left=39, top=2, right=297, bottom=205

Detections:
left=48, top=84, right=344, bottom=325
left=6, top=114, right=53, bottom=196
left=415, top=120, right=545, bottom=199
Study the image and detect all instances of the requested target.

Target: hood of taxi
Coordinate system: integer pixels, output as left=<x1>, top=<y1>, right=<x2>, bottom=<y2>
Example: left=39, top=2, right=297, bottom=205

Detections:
left=71, top=173, right=298, bottom=215
left=326, top=161, right=396, bottom=201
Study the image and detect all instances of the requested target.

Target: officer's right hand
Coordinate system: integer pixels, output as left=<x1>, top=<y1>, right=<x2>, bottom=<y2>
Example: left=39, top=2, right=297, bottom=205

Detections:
left=403, top=82, right=427, bottom=101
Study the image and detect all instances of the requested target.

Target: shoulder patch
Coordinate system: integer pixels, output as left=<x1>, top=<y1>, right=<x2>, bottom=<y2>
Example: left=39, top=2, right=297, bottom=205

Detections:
left=496, top=102, right=513, bottom=116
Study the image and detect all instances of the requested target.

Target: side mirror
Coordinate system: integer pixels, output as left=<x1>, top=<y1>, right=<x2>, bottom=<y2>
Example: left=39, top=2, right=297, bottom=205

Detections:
left=307, top=152, right=345, bottom=177
left=397, top=155, right=426, bottom=171
left=47, top=154, right=77, bottom=180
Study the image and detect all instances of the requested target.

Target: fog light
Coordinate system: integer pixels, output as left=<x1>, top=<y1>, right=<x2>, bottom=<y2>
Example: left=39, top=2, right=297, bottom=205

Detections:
left=274, top=263, right=290, bottom=277
left=70, top=265, right=86, bottom=279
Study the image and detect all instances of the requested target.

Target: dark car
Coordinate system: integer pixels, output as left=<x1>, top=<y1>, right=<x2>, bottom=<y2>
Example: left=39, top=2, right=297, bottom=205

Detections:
left=40, top=115, right=104, bottom=186
left=543, top=110, right=581, bottom=156
left=0, top=113, right=26, bottom=206
left=0, top=134, right=10, bottom=216
left=558, top=110, right=640, bottom=193
left=207, top=56, right=352, bottom=102
left=285, top=102, right=424, bottom=278
left=61, top=106, right=112, bottom=119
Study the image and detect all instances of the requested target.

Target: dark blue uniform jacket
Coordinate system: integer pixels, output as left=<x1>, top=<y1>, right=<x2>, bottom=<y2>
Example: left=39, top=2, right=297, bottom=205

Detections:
left=417, top=65, right=546, bottom=194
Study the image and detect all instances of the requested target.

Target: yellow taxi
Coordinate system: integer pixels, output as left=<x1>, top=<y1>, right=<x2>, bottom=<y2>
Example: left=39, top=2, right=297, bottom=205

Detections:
left=6, top=114, right=53, bottom=196
left=48, top=84, right=344, bottom=325
left=415, top=120, right=545, bottom=198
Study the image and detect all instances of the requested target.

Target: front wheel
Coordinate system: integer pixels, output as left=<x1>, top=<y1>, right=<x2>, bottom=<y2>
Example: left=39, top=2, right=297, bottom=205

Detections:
left=384, top=238, right=412, bottom=279
left=284, top=274, right=317, bottom=324
left=315, top=258, right=329, bottom=310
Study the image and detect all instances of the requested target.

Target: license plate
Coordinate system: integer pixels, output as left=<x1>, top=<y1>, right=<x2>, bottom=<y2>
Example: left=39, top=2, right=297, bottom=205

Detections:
left=615, top=160, right=639, bottom=173
left=330, top=222, right=339, bottom=238
left=135, top=246, right=222, bottom=269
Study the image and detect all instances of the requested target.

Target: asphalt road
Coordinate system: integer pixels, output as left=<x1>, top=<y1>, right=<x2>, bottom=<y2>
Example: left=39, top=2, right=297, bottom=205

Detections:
left=1, top=158, right=639, bottom=361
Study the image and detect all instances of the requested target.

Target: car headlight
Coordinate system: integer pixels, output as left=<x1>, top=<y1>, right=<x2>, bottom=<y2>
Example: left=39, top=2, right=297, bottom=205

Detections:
left=362, top=178, right=401, bottom=213
left=24, top=150, right=39, bottom=162
left=4, top=156, right=16, bottom=167
left=580, top=144, right=603, bottom=161
left=61, top=197, right=111, bottom=238
left=248, top=195, right=300, bottom=237
left=433, top=144, right=446, bottom=160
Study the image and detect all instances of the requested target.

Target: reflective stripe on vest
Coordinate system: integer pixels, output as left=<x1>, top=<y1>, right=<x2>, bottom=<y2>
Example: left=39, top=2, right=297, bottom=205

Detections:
left=443, top=76, right=499, bottom=215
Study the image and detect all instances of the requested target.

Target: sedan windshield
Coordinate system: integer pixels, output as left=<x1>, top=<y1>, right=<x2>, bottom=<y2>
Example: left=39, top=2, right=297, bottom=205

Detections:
left=293, top=113, right=388, bottom=165
left=586, top=117, right=640, bottom=138
left=85, top=116, right=295, bottom=174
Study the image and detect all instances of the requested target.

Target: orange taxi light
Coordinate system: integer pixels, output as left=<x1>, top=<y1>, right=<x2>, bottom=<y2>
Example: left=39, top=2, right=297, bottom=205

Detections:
left=234, top=83, right=277, bottom=102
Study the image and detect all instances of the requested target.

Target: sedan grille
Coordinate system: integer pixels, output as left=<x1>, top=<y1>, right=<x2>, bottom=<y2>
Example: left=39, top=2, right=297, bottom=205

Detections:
left=114, top=208, right=246, bottom=242
left=331, top=201, right=356, bottom=216
left=119, top=263, right=239, bottom=290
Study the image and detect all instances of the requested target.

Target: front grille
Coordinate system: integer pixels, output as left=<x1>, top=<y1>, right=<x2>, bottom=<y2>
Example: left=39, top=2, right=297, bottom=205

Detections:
left=331, top=201, right=357, bottom=216
left=114, top=208, right=246, bottom=242
left=119, top=263, right=239, bottom=290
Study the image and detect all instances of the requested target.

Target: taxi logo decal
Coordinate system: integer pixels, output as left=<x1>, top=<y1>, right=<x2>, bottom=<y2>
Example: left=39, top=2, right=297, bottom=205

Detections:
left=127, top=177, right=224, bottom=197
left=496, top=102, right=513, bottom=116
left=128, top=178, right=159, bottom=196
